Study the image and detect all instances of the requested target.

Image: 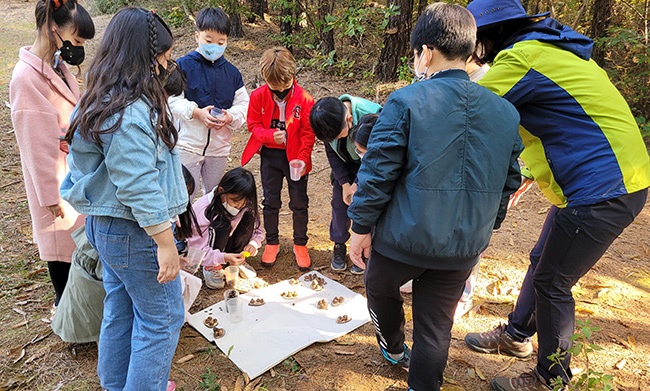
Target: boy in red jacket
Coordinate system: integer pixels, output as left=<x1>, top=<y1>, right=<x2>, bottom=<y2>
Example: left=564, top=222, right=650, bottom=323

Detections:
left=242, top=47, right=315, bottom=270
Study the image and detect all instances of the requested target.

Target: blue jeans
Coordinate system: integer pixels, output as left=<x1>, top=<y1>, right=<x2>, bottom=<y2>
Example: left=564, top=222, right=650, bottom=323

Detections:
left=505, top=189, right=647, bottom=384
left=87, top=216, right=184, bottom=391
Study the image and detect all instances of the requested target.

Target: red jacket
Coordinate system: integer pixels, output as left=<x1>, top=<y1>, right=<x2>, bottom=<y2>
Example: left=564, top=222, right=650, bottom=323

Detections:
left=241, top=81, right=315, bottom=174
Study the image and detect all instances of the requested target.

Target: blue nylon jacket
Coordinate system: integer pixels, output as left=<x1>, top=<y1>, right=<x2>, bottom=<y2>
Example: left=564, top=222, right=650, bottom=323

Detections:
left=348, top=69, right=522, bottom=270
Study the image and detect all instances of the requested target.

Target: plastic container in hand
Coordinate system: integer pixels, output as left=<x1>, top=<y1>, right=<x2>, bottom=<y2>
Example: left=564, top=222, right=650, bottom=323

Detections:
left=289, top=159, right=305, bottom=181
left=179, top=246, right=206, bottom=274
left=209, top=107, right=226, bottom=121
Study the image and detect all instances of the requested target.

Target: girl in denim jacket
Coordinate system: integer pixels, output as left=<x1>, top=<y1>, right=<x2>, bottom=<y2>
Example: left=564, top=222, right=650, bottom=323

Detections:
left=61, top=8, right=186, bottom=391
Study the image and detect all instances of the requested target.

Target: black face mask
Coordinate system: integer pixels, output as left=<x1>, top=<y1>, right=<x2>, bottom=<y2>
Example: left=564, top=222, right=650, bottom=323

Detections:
left=269, top=86, right=291, bottom=100
left=156, top=60, right=176, bottom=88
left=56, top=32, right=85, bottom=66
left=157, top=62, right=168, bottom=86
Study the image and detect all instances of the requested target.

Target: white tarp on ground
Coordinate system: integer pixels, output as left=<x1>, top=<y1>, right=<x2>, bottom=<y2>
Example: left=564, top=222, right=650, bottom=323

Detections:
left=186, top=271, right=370, bottom=379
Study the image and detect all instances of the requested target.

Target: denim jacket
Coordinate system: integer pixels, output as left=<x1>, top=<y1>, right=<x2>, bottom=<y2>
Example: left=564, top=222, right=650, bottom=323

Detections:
left=61, top=98, right=188, bottom=231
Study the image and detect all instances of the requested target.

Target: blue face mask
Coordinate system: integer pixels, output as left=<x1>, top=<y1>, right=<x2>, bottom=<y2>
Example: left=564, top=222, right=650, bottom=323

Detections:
left=198, top=42, right=226, bottom=62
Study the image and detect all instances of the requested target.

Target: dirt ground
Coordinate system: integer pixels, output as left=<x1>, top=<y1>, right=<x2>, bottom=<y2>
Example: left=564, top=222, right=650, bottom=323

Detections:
left=1, top=1, right=650, bottom=390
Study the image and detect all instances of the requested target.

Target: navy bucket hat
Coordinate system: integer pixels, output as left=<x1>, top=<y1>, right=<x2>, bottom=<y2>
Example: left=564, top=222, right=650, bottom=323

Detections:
left=467, top=0, right=549, bottom=31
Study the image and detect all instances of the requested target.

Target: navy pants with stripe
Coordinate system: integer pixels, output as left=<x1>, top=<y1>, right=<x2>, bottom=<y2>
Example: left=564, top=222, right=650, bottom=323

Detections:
left=365, top=250, right=473, bottom=391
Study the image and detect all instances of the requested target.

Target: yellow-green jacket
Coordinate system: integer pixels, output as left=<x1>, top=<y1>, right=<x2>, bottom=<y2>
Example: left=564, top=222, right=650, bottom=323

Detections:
left=480, top=18, right=650, bottom=207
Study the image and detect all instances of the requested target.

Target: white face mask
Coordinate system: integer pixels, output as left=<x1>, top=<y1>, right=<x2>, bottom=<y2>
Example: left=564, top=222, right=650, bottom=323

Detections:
left=411, top=53, right=428, bottom=84
left=222, top=201, right=240, bottom=216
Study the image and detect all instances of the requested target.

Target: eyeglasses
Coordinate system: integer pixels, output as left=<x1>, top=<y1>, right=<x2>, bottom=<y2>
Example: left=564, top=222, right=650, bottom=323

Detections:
left=354, top=147, right=365, bottom=158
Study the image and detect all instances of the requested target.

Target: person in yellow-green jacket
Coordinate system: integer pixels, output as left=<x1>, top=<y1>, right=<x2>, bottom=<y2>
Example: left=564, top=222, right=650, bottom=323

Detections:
left=463, top=1, right=650, bottom=390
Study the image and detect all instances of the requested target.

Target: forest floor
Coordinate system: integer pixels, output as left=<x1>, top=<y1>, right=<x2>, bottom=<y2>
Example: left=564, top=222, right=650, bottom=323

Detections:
left=1, top=1, right=650, bottom=390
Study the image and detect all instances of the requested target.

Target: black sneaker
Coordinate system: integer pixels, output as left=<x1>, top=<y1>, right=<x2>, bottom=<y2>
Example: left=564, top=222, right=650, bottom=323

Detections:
left=330, top=243, right=347, bottom=271
left=350, top=264, right=365, bottom=275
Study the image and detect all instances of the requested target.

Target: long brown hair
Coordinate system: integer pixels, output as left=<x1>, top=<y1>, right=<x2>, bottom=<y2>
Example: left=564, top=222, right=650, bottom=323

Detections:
left=65, top=8, right=177, bottom=149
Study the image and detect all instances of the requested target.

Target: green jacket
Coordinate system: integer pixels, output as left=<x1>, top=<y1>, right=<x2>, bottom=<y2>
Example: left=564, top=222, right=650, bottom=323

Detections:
left=326, top=95, right=382, bottom=186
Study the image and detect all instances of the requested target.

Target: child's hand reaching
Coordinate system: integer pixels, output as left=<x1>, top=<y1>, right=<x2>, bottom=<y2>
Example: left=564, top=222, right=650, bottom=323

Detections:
left=242, top=244, right=258, bottom=257
left=193, top=106, right=220, bottom=129
left=224, top=253, right=246, bottom=266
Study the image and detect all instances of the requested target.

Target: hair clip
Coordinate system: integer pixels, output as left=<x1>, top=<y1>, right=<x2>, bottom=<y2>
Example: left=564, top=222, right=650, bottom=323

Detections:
left=52, top=0, right=67, bottom=10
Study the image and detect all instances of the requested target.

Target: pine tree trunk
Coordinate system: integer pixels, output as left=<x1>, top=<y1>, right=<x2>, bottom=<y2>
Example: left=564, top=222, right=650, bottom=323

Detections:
left=376, top=0, right=414, bottom=82
left=247, top=0, right=268, bottom=22
left=280, top=1, right=295, bottom=51
left=589, top=0, right=613, bottom=64
left=230, top=12, right=245, bottom=38
left=318, top=0, right=335, bottom=57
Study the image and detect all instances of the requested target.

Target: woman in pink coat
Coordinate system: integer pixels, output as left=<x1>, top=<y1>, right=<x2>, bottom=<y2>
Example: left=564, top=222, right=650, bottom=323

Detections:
left=9, top=0, right=94, bottom=309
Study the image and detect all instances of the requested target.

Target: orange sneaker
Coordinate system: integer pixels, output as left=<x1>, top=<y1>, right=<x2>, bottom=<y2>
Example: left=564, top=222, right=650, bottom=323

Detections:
left=293, top=245, right=311, bottom=271
left=261, top=244, right=280, bottom=267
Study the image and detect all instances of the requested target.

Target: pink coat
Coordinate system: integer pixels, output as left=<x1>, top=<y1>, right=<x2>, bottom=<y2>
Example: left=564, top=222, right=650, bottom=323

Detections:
left=9, top=47, right=84, bottom=262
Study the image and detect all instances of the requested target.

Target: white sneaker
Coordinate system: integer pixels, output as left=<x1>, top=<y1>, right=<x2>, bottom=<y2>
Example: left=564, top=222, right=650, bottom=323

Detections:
left=454, top=299, right=473, bottom=320
left=400, top=280, right=413, bottom=294
left=203, top=266, right=225, bottom=289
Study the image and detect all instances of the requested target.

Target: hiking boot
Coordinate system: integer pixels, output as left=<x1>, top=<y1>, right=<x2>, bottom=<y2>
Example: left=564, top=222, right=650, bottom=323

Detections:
left=203, top=265, right=224, bottom=289
left=380, top=343, right=411, bottom=372
left=261, top=244, right=280, bottom=267
left=491, top=370, right=554, bottom=391
left=400, top=280, right=413, bottom=294
left=350, top=264, right=365, bottom=275
left=331, top=243, right=347, bottom=271
left=293, top=245, right=311, bottom=271
left=465, top=324, right=533, bottom=358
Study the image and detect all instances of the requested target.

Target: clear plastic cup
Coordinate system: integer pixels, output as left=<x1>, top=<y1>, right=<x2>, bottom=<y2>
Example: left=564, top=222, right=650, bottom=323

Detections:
left=223, top=289, right=239, bottom=312
left=227, top=297, right=243, bottom=323
left=209, top=107, right=225, bottom=121
left=289, top=159, right=305, bottom=181
left=224, top=265, right=239, bottom=289
left=179, top=247, right=206, bottom=274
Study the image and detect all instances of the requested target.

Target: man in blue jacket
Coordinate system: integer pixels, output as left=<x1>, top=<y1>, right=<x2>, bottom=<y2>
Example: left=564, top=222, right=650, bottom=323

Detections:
left=463, top=1, right=650, bottom=390
left=347, top=3, right=522, bottom=390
